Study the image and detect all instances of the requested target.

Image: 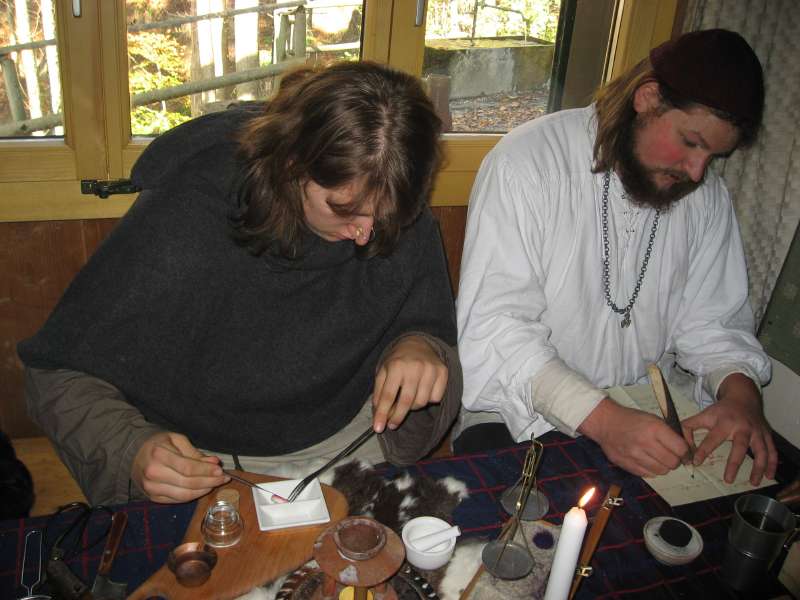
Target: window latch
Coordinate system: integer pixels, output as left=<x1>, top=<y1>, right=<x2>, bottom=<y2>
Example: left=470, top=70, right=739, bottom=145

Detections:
left=80, top=179, right=141, bottom=199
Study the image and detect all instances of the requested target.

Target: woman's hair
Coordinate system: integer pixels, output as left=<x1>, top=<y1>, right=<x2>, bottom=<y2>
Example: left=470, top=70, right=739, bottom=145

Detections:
left=233, top=61, right=443, bottom=258
left=592, top=56, right=755, bottom=174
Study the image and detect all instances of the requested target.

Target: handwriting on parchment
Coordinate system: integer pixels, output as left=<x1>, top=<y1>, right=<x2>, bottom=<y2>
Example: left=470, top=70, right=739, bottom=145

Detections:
left=606, top=385, right=775, bottom=507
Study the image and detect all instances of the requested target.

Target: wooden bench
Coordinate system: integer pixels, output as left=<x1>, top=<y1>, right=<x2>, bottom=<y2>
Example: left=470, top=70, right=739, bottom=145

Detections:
left=12, top=437, right=87, bottom=516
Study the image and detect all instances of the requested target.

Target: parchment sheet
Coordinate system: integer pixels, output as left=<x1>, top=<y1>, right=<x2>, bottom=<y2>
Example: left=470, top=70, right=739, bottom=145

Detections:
left=607, top=385, right=775, bottom=506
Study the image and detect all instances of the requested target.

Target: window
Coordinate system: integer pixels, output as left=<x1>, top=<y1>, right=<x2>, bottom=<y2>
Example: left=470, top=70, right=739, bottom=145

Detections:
left=124, top=1, right=365, bottom=137
left=0, top=0, right=61, bottom=138
left=0, top=0, right=680, bottom=221
left=422, top=0, right=562, bottom=134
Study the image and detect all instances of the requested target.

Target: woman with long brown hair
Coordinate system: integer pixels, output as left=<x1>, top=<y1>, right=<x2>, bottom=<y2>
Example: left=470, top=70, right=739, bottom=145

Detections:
left=19, top=61, right=461, bottom=505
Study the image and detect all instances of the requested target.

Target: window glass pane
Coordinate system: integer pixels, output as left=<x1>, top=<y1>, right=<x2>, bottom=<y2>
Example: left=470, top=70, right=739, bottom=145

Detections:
left=0, top=0, right=63, bottom=138
left=423, top=0, right=562, bottom=133
left=126, top=0, right=364, bottom=137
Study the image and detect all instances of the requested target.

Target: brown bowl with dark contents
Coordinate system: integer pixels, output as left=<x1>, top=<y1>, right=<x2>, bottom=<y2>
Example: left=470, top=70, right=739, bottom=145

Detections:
left=333, top=517, right=387, bottom=560
left=167, top=542, right=218, bottom=587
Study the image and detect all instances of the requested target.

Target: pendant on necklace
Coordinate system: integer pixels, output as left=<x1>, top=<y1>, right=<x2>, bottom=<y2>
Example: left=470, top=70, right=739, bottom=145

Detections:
left=621, top=313, right=631, bottom=328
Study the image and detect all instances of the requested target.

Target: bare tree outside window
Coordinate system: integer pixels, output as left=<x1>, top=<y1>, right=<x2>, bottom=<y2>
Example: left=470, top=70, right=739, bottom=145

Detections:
left=0, top=0, right=62, bottom=137
left=0, top=1, right=564, bottom=138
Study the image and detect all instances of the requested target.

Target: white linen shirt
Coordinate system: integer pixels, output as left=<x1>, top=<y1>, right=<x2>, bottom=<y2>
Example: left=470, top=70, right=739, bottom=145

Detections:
left=456, top=105, right=771, bottom=443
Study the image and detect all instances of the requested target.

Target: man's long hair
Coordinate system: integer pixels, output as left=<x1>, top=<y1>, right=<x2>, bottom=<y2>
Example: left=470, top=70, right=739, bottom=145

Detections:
left=592, top=56, right=757, bottom=176
left=592, top=59, right=654, bottom=175
left=233, top=61, right=443, bottom=258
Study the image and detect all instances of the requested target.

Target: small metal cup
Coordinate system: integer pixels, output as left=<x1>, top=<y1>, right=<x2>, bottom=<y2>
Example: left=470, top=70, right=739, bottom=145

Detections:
left=721, top=494, right=799, bottom=591
left=167, top=542, right=217, bottom=587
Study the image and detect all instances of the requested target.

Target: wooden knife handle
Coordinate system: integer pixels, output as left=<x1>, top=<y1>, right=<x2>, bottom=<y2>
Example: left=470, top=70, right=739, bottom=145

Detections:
left=97, top=512, right=128, bottom=576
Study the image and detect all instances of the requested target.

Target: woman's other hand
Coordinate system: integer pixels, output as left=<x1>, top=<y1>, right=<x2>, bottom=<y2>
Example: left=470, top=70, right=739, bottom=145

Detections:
left=372, top=336, right=448, bottom=433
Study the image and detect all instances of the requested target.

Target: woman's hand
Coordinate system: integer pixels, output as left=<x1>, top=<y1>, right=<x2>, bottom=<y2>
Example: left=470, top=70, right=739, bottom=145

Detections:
left=372, top=336, right=448, bottom=433
left=132, top=431, right=228, bottom=503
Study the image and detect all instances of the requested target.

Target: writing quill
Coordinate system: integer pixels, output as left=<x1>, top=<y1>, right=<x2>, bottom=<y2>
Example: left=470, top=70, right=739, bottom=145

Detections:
left=646, top=364, right=695, bottom=466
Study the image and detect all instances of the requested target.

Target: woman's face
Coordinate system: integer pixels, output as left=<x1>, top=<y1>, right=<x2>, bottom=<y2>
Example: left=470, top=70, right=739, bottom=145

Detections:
left=302, top=179, right=375, bottom=246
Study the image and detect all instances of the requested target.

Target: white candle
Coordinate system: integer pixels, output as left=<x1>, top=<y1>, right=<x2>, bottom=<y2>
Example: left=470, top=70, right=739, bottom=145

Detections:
left=544, top=487, right=595, bottom=600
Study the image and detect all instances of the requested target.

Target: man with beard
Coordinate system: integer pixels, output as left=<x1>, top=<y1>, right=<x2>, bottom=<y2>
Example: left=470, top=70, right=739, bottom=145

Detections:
left=453, top=29, right=776, bottom=485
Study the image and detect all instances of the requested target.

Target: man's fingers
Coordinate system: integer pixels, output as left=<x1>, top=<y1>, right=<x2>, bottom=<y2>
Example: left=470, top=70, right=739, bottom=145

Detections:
left=680, top=423, right=698, bottom=450
left=692, top=425, right=727, bottom=467
left=656, top=426, right=690, bottom=462
left=765, top=432, right=779, bottom=481
left=749, top=432, right=768, bottom=485
left=724, top=431, right=750, bottom=484
left=681, top=411, right=715, bottom=432
left=619, top=448, right=669, bottom=478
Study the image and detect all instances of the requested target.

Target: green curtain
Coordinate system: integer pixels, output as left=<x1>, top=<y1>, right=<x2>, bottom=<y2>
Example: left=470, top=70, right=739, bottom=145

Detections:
left=759, top=225, right=800, bottom=374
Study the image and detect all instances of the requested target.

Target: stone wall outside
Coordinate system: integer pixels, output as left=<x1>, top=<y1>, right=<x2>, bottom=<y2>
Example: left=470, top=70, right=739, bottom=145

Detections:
left=423, top=39, right=555, bottom=99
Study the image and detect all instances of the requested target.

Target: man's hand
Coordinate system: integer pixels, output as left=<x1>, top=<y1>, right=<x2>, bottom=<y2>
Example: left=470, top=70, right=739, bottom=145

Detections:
left=372, top=336, right=448, bottom=433
left=579, top=397, right=690, bottom=477
left=682, top=373, right=777, bottom=485
left=132, top=431, right=228, bottom=503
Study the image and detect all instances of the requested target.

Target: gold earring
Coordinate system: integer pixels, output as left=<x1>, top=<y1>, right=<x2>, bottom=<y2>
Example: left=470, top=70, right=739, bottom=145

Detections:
left=355, top=225, right=364, bottom=239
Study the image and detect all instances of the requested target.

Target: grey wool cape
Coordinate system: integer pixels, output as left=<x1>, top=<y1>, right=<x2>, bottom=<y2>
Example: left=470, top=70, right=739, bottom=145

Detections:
left=18, top=106, right=461, bottom=502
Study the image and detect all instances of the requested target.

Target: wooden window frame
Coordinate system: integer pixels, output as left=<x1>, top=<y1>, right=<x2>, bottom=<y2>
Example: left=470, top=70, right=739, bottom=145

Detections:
left=0, top=0, right=679, bottom=222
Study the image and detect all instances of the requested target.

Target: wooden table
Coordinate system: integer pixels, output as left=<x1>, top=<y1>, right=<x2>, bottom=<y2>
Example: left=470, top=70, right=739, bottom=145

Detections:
left=129, top=472, right=347, bottom=600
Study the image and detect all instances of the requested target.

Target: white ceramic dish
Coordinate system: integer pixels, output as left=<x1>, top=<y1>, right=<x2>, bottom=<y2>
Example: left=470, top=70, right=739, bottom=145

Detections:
left=252, top=478, right=330, bottom=532
left=401, top=516, right=457, bottom=571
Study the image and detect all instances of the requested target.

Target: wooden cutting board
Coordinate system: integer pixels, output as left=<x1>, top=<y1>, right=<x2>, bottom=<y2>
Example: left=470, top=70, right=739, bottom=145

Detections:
left=129, top=472, right=348, bottom=600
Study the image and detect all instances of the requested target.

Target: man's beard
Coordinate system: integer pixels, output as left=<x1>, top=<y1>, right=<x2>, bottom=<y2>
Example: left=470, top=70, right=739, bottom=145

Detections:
left=615, top=113, right=701, bottom=211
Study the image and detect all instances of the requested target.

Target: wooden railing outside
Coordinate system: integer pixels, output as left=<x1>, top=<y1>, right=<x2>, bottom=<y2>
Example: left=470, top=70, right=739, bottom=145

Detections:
left=0, top=0, right=361, bottom=137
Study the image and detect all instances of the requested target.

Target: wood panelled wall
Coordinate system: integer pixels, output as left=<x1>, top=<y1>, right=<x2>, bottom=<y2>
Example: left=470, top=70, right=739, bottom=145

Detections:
left=0, top=206, right=468, bottom=439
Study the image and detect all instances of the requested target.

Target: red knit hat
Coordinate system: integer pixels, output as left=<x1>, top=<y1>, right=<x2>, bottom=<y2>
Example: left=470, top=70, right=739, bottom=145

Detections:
left=650, top=29, right=764, bottom=128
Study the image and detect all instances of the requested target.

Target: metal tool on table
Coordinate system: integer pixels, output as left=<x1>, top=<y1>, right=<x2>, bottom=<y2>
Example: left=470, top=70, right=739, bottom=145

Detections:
left=222, top=470, right=259, bottom=489
left=287, top=425, right=376, bottom=502
left=90, top=512, right=128, bottom=600
left=647, top=364, right=695, bottom=465
left=47, top=503, right=110, bottom=600
left=284, top=394, right=402, bottom=502
left=481, top=440, right=544, bottom=579
left=220, top=470, right=290, bottom=505
left=20, top=529, right=49, bottom=600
